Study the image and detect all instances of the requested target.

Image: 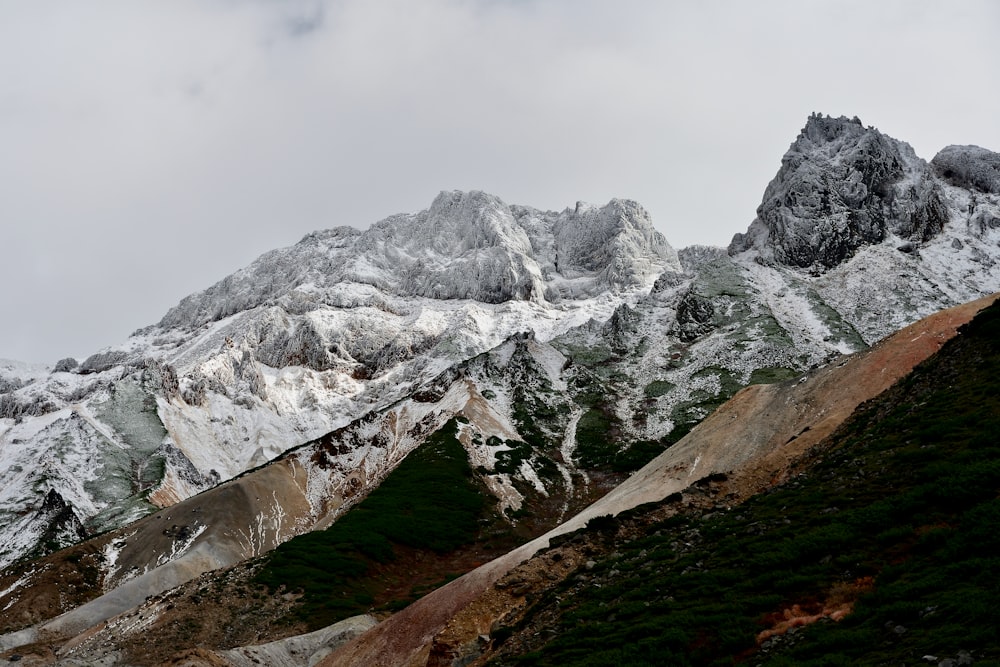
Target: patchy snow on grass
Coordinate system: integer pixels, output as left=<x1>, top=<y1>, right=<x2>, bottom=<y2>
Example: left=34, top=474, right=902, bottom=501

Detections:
left=740, top=259, right=846, bottom=355
left=101, top=530, right=136, bottom=587
left=519, top=460, right=549, bottom=496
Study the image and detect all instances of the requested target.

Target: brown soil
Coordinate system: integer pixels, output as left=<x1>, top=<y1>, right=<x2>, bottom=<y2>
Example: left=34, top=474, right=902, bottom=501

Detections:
left=0, top=537, right=111, bottom=635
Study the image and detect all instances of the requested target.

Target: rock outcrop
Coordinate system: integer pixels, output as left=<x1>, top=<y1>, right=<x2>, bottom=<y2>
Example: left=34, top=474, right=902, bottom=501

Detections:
left=932, top=144, right=1000, bottom=194
left=730, top=114, right=948, bottom=269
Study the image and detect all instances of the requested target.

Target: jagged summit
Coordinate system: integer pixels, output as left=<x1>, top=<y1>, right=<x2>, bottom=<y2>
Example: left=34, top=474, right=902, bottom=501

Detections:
left=730, top=113, right=948, bottom=268
left=156, top=190, right=679, bottom=332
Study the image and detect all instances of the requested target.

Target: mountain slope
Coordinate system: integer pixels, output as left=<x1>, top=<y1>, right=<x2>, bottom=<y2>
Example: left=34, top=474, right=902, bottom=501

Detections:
left=470, top=296, right=1000, bottom=666
left=4, top=116, right=999, bottom=574
left=316, top=293, right=997, bottom=667
left=0, top=333, right=602, bottom=658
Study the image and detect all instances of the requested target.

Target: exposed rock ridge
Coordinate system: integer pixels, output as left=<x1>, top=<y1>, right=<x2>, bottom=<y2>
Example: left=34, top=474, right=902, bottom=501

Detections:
left=932, top=144, right=1000, bottom=194
left=730, top=113, right=949, bottom=269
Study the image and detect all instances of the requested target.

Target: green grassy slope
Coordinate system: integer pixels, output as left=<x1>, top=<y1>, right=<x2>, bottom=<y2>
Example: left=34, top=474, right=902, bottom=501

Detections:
left=253, top=418, right=495, bottom=629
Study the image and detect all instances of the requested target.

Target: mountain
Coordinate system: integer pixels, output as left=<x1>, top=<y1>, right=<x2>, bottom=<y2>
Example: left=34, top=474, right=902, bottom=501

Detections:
left=437, top=296, right=1000, bottom=666
left=730, top=113, right=948, bottom=268
left=0, top=191, right=677, bottom=569
left=316, top=294, right=999, bottom=667
left=1, top=114, right=999, bottom=665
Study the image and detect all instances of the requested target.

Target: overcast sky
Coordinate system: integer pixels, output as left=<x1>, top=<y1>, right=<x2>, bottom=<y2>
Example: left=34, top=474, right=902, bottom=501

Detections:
left=2, top=1, right=998, bottom=364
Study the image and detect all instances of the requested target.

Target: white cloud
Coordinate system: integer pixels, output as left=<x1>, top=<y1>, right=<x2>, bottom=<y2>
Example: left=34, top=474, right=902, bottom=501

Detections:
left=1, top=0, right=998, bottom=362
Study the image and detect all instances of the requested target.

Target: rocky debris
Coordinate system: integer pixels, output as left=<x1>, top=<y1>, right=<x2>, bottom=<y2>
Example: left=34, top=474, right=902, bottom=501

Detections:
left=601, top=304, right=641, bottom=353
left=0, top=392, right=58, bottom=420
left=671, top=290, right=716, bottom=342
left=218, top=614, right=378, bottom=667
left=970, top=206, right=1000, bottom=237
left=919, top=651, right=976, bottom=667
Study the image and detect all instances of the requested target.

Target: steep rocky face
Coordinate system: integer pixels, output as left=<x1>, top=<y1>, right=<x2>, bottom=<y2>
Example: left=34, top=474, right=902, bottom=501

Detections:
left=730, top=114, right=948, bottom=268
left=513, top=198, right=677, bottom=295
left=932, top=144, right=1000, bottom=237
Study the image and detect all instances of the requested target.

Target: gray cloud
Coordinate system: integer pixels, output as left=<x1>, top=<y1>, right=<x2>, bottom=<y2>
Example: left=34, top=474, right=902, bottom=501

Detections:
left=1, top=0, right=998, bottom=363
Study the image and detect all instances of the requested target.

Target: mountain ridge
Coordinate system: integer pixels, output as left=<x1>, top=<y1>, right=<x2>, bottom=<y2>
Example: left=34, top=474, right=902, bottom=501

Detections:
left=1, top=113, right=1000, bottom=665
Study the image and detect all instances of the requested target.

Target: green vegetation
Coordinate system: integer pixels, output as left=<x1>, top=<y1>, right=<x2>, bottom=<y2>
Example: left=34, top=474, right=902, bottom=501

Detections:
left=670, top=366, right=744, bottom=429
left=691, top=257, right=749, bottom=299
left=572, top=407, right=618, bottom=469
left=749, top=366, right=799, bottom=385
left=606, top=438, right=669, bottom=472
left=490, top=301, right=1000, bottom=666
left=83, top=380, right=170, bottom=533
left=494, top=438, right=533, bottom=475
left=642, top=380, right=675, bottom=398
left=805, top=288, right=868, bottom=352
left=738, top=313, right=795, bottom=348
left=551, top=340, right=615, bottom=368
left=254, top=418, right=488, bottom=629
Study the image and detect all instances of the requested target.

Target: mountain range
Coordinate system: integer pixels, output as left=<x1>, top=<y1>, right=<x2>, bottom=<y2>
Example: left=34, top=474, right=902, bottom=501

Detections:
left=1, top=113, right=999, bottom=666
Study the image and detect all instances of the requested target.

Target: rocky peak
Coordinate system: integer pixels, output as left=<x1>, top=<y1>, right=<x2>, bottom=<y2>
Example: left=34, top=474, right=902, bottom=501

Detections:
left=156, top=191, right=676, bottom=332
left=729, top=113, right=948, bottom=269
left=931, top=144, right=1000, bottom=194
left=351, top=190, right=544, bottom=303
left=554, top=198, right=678, bottom=285
left=360, top=190, right=536, bottom=259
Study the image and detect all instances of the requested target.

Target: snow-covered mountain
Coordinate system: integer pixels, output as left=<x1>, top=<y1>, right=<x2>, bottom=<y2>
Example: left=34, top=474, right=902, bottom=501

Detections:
left=1, top=114, right=1000, bottom=664
left=0, top=191, right=677, bottom=568
left=731, top=113, right=948, bottom=268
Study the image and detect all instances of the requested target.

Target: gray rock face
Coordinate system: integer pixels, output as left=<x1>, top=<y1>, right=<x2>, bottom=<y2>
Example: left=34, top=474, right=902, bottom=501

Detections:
left=672, top=290, right=716, bottom=343
left=156, top=191, right=679, bottom=331
left=932, top=144, right=1000, bottom=194
left=677, top=245, right=728, bottom=273
left=730, top=114, right=948, bottom=269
